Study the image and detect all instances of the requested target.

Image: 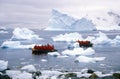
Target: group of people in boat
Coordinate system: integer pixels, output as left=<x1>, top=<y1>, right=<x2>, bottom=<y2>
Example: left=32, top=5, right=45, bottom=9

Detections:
left=32, top=40, right=93, bottom=55
left=77, top=40, right=93, bottom=47
left=33, top=44, right=55, bottom=51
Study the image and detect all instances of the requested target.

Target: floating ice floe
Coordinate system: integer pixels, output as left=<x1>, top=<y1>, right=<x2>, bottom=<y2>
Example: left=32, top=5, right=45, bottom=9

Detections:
left=0, top=30, right=8, bottom=33
left=57, top=55, right=69, bottom=58
left=61, top=48, right=95, bottom=56
left=52, top=32, right=83, bottom=41
left=11, top=27, right=43, bottom=40
left=0, top=27, right=8, bottom=33
left=75, top=56, right=106, bottom=63
left=48, top=52, right=60, bottom=56
left=41, top=59, right=48, bottom=62
left=21, top=65, right=36, bottom=72
left=1, top=40, right=35, bottom=49
left=0, top=60, right=8, bottom=71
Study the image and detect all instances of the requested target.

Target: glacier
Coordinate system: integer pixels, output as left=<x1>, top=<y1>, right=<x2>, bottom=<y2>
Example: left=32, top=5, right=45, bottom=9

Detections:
left=45, top=9, right=96, bottom=31
left=45, top=9, right=120, bottom=31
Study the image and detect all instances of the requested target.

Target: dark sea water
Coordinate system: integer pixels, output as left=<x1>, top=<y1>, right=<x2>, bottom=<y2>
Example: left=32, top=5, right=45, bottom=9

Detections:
left=0, top=29, right=120, bottom=73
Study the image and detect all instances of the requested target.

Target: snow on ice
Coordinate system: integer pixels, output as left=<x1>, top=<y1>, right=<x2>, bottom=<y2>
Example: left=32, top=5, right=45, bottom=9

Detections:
left=11, top=27, right=43, bottom=40
left=0, top=60, right=8, bottom=71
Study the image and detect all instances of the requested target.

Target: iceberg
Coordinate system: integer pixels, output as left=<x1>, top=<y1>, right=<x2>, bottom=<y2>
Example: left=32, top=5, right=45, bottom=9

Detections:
left=0, top=60, right=8, bottom=71
left=1, top=40, right=35, bottom=49
left=11, top=27, right=43, bottom=40
left=111, top=35, right=120, bottom=46
left=45, top=9, right=96, bottom=31
left=75, top=56, right=106, bottom=63
left=93, top=32, right=112, bottom=45
left=52, top=31, right=120, bottom=46
left=52, top=32, right=83, bottom=42
left=71, top=18, right=96, bottom=31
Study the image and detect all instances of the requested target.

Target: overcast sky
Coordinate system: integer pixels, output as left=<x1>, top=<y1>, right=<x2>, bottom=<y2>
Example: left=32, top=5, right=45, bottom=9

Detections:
left=0, top=0, right=120, bottom=29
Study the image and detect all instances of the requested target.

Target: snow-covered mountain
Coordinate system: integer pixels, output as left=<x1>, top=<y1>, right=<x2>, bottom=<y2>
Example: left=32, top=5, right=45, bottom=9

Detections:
left=45, top=9, right=120, bottom=31
left=45, top=9, right=96, bottom=31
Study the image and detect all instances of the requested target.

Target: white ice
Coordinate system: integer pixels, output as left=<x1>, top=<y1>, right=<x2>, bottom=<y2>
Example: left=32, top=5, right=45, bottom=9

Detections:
left=75, top=56, right=106, bottom=63
left=111, top=35, right=120, bottom=46
left=6, top=70, right=21, bottom=78
left=52, top=32, right=83, bottom=42
left=41, top=59, right=48, bottom=62
left=11, top=27, right=43, bottom=40
left=40, top=70, right=62, bottom=78
left=48, top=52, right=60, bottom=56
left=6, top=70, right=32, bottom=79
left=61, top=48, right=95, bottom=56
left=0, top=30, right=8, bottom=33
left=94, top=71, right=112, bottom=77
left=52, top=31, right=120, bottom=46
left=0, top=60, right=8, bottom=71
left=93, top=32, right=112, bottom=45
left=1, top=40, right=35, bottom=49
left=0, top=27, right=8, bottom=33
left=21, top=65, right=36, bottom=72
